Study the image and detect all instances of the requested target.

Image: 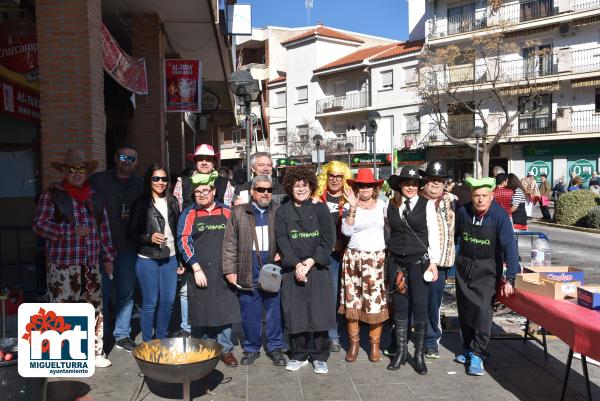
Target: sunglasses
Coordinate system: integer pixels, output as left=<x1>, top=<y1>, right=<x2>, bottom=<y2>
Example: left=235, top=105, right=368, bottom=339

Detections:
left=356, top=183, right=375, bottom=189
left=119, top=154, right=137, bottom=163
left=194, top=188, right=212, bottom=196
left=68, top=166, right=87, bottom=175
left=254, top=187, right=273, bottom=194
left=151, top=176, right=169, bottom=183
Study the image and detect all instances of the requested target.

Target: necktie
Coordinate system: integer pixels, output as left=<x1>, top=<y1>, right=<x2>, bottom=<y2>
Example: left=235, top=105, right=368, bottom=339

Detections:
left=403, top=199, right=411, bottom=218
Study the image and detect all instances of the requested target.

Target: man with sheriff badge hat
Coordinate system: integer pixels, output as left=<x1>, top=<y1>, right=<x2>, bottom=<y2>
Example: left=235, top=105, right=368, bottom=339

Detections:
left=453, top=176, right=519, bottom=376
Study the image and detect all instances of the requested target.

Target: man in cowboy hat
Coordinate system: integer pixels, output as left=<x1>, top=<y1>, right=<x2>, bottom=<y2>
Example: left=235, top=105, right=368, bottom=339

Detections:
left=89, top=144, right=143, bottom=352
left=418, top=161, right=456, bottom=359
left=172, top=143, right=235, bottom=337
left=33, top=148, right=116, bottom=368
left=454, top=177, right=518, bottom=376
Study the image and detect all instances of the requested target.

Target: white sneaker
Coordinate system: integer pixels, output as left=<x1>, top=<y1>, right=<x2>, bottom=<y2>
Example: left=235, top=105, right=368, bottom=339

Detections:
left=285, top=359, right=309, bottom=371
left=95, top=355, right=112, bottom=368
left=313, top=360, right=328, bottom=374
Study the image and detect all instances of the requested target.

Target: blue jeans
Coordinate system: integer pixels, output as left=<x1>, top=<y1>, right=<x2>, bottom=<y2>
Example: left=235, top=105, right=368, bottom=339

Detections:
left=238, top=289, right=283, bottom=353
left=135, top=255, right=178, bottom=342
left=328, top=252, right=341, bottom=341
left=425, top=269, right=448, bottom=350
left=111, top=251, right=138, bottom=340
left=179, top=281, right=191, bottom=332
left=192, top=325, right=234, bottom=353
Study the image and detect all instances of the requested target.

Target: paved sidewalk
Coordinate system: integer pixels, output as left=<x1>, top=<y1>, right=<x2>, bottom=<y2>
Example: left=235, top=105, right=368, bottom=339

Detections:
left=48, top=327, right=600, bottom=401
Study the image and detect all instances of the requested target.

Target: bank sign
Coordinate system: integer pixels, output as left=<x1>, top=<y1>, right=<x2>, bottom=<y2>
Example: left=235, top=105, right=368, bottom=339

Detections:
left=18, top=303, right=95, bottom=377
left=525, top=160, right=552, bottom=184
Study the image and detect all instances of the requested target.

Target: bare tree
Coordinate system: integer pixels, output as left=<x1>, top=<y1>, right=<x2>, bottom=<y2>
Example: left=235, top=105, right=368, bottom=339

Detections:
left=418, top=25, right=557, bottom=177
left=286, top=119, right=346, bottom=163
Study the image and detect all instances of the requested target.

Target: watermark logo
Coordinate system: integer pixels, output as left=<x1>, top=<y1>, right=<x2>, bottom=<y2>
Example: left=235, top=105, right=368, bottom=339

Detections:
left=18, top=303, right=95, bottom=377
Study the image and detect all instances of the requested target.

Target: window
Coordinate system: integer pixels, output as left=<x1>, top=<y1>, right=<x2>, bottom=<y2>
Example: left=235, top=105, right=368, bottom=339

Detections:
left=297, top=125, right=309, bottom=142
left=448, top=102, right=475, bottom=139
left=233, top=130, right=242, bottom=144
left=523, top=45, right=553, bottom=78
left=380, top=70, right=393, bottom=90
left=405, top=114, right=420, bottom=133
left=274, top=90, right=286, bottom=108
left=518, top=94, right=553, bottom=134
left=595, top=88, right=600, bottom=112
left=335, top=123, right=347, bottom=138
left=296, top=86, right=308, bottom=103
left=404, top=67, right=417, bottom=86
left=447, top=3, right=476, bottom=35
left=276, top=128, right=287, bottom=144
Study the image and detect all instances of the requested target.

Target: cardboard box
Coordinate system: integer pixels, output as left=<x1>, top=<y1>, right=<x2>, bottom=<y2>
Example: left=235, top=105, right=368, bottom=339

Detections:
left=524, top=266, right=585, bottom=285
left=577, top=286, right=600, bottom=311
left=516, top=273, right=580, bottom=300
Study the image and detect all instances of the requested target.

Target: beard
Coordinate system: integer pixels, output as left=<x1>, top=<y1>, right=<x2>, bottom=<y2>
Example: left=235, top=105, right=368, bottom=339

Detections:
left=257, top=198, right=271, bottom=208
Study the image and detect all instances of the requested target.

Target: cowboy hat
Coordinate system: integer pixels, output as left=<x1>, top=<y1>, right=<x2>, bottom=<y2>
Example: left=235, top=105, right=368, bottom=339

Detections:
left=388, top=165, right=420, bottom=191
left=346, top=168, right=384, bottom=187
left=419, top=160, right=449, bottom=179
left=186, top=144, right=220, bottom=161
left=51, top=148, right=98, bottom=173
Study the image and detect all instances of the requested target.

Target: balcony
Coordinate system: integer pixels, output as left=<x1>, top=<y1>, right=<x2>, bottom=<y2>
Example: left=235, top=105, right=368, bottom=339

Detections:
left=316, top=91, right=369, bottom=115
left=427, top=0, right=600, bottom=39
left=328, top=135, right=369, bottom=152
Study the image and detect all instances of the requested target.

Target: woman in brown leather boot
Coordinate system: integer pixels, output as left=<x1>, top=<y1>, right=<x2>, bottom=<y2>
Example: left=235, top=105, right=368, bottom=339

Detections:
left=338, top=169, right=388, bottom=363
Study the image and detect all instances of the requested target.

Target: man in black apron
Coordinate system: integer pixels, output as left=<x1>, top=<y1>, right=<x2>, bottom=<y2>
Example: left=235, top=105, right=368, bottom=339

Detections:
left=454, top=177, right=519, bottom=376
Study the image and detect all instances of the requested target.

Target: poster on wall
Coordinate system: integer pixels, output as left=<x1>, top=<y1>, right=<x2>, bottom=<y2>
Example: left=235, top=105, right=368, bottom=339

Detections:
left=525, top=159, right=552, bottom=184
left=164, top=59, right=202, bottom=113
left=0, top=19, right=38, bottom=82
left=1, top=79, right=40, bottom=122
left=102, top=25, right=148, bottom=95
left=568, top=158, right=597, bottom=187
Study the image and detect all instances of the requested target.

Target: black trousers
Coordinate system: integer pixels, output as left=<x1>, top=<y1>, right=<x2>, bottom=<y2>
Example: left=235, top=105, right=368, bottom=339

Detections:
left=459, top=319, right=491, bottom=358
left=391, top=261, right=429, bottom=323
left=540, top=205, right=552, bottom=220
left=290, top=331, right=330, bottom=362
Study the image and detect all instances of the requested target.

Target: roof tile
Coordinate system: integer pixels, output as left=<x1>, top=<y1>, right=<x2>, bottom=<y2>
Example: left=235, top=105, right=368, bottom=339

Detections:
left=281, top=26, right=364, bottom=47
left=369, top=39, right=424, bottom=62
left=314, top=44, right=398, bottom=73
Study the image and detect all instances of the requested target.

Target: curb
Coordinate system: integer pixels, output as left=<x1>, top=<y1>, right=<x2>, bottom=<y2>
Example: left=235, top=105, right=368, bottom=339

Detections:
left=531, top=219, right=600, bottom=234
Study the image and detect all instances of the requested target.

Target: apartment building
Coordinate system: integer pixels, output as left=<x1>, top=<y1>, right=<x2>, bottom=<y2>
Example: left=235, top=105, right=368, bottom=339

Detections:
left=411, top=0, right=600, bottom=184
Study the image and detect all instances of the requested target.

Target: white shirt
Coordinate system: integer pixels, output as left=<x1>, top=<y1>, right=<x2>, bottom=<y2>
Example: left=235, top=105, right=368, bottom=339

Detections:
left=341, top=199, right=387, bottom=252
left=153, top=197, right=176, bottom=257
left=398, top=195, right=441, bottom=265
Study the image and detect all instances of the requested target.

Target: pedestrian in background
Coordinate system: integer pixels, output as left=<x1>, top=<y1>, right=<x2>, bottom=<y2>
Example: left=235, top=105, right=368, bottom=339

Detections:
left=34, top=148, right=115, bottom=368
left=506, top=173, right=528, bottom=231
left=339, top=168, right=388, bottom=363
left=569, top=176, right=583, bottom=191
left=89, top=144, right=143, bottom=352
left=493, top=174, right=513, bottom=218
left=521, top=172, right=539, bottom=219
left=552, top=178, right=566, bottom=200
left=538, top=174, right=552, bottom=221
left=275, top=165, right=336, bottom=374
left=127, top=164, right=179, bottom=342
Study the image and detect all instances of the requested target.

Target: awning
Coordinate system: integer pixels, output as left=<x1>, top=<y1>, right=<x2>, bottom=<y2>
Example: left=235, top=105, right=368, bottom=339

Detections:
left=572, top=78, right=600, bottom=88
left=499, top=82, right=560, bottom=96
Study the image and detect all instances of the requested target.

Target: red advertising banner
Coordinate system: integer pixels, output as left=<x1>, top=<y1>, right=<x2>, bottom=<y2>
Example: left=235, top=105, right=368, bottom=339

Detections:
left=0, top=19, right=38, bottom=76
left=165, top=59, right=202, bottom=113
left=1, top=79, right=40, bottom=122
left=102, top=25, right=148, bottom=95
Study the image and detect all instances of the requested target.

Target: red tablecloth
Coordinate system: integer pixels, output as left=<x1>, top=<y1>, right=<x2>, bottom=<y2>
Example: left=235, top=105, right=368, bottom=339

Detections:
left=498, top=288, right=600, bottom=361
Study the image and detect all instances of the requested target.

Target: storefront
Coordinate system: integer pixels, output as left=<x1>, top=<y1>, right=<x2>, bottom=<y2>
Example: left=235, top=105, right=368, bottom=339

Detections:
left=427, top=144, right=507, bottom=181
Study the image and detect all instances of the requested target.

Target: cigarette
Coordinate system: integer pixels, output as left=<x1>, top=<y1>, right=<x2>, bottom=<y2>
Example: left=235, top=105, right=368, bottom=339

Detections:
left=108, top=274, right=114, bottom=280
left=233, top=282, right=242, bottom=289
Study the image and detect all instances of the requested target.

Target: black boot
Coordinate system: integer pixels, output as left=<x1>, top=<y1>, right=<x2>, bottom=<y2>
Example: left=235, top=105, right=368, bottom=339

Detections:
left=387, top=320, right=408, bottom=370
left=413, top=321, right=427, bottom=375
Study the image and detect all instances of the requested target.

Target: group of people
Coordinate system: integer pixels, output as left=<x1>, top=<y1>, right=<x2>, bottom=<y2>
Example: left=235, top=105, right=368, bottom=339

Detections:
left=33, top=144, right=520, bottom=378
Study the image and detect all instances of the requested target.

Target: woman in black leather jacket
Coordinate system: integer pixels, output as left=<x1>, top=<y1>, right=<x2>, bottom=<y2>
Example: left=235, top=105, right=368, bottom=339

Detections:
left=127, top=164, right=180, bottom=342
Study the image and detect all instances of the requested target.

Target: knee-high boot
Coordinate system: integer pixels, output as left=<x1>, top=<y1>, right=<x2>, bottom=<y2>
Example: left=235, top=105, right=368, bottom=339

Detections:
left=369, top=323, right=383, bottom=362
left=387, top=320, right=408, bottom=370
left=345, top=319, right=360, bottom=362
left=413, top=321, right=427, bottom=375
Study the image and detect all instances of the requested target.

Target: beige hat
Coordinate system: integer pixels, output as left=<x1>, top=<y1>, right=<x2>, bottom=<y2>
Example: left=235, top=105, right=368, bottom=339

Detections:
left=51, top=148, right=99, bottom=173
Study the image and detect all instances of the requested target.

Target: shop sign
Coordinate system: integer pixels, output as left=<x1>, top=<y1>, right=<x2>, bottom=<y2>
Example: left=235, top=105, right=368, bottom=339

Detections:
left=569, top=159, right=595, bottom=183
left=351, top=153, right=390, bottom=164
left=276, top=159, right=303, bottom=167
left=201, top=88, right=220, bottom=112
left=1, top=80, right=40, bottom=122
left=523, top=143, right=600, bottom=157
left=0, top=19, right=38, bottom=76
left=165, top=59, right=202, bottom=113
left=395, top=149, right=426, bottom=163
left=102, top=25, right=148, bottom=95
left=525, top=160, right=552, bottom=184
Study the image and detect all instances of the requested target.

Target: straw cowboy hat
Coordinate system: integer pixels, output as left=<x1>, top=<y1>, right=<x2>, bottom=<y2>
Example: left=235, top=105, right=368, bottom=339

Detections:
left=51, top=148, right=98, bottom=173
left=186, top=144, right=220, bottom=160
left=346, top=168, right=384, bottom=187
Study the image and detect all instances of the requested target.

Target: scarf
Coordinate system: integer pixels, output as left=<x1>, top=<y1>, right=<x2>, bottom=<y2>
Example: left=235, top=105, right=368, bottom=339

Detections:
left=62, top=178, right=92, bottom=203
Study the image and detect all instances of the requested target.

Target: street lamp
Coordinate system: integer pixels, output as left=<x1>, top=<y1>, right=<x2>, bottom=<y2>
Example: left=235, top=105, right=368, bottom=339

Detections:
left=345, top=142, right=354, bottom=166
left=367, top=111, right=381, bottom=178
left=228, top=70, right=260, bottom=181
left=473, top=126, right=485, bottom=179
left=313, top=134, right=323, bottom=172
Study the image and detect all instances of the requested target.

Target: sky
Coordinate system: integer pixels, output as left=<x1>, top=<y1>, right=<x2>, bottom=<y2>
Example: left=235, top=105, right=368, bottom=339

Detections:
left=245, top=0, right=409, bottom=41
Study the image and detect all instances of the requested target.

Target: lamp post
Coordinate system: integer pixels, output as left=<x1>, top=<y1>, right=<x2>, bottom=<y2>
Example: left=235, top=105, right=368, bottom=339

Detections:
left=345, top=142, right=354, bottom=166
left=367, top=111, right=381, bottom=178
left=228, top=70, right=260, bottom=181
left=473, top=126, right=485, bottom=179
left=313, top=134, right=323, bottom=172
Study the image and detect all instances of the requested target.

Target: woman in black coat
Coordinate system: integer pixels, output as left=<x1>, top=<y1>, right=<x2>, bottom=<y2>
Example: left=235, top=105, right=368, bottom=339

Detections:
left=274, top=165, right=335, bottom=374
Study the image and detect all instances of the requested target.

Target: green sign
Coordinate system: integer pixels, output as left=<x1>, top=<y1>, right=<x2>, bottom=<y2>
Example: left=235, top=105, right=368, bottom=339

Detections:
left=351, top=153, right=390, bottom=164
left=276, top=159, right=303, bottom=167
left=568, top=159, right=595, bottom=183
left=523, top=143, right=600, bottom=157
left=525, top=160, right=551, bottom=184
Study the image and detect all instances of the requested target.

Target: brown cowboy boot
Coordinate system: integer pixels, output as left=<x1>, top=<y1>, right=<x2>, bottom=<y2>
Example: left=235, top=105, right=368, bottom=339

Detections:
left=369, top=322, right=383, bottom=362
left=345, top=319, right=360, bottom=362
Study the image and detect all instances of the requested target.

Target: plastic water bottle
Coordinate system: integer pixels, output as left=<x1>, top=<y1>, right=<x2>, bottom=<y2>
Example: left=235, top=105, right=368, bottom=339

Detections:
left=531, top=238, right=552, bottom=267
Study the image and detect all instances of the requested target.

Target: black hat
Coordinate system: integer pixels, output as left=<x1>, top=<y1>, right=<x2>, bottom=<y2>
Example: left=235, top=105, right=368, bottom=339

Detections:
left=419, top=160, right=449, bottom=178
left=388, top=165, right=420, bottom=191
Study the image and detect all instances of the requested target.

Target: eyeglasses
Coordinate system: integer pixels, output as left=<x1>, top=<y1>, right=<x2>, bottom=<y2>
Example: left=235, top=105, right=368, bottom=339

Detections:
left=151, top=176, right=169, bottom=183
left=254, top=187, right=273, bottom=194
left=119, top=154, right=137, bottom=163
left=356, top=183, right=374, bottom=189
left=328, top=174, right=344, bottom=181
left=68, top=166, right=87, bottom=175
left=194, top=188, right=212, bottom=196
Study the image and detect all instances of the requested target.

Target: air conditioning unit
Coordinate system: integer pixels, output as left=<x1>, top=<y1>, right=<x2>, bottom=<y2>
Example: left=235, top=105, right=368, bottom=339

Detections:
left=559, top=23, right=578, bottom=37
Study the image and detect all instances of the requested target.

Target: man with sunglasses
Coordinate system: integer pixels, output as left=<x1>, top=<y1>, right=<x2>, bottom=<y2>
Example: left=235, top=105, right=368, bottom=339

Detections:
left=232, top=152, right=286, bottom=205
left=223, top=175, right=286, bottom=366
left=89, top=144, right=143, bottom=352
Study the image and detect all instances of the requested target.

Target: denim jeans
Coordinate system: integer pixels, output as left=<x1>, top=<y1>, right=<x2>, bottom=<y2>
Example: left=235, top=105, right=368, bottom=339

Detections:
left=135, top=255, right=178, bottom=342
left=111, top=251, right=138, bottom=340
left=328, top=252, right=341, bottom=341
left=238, top=289, right=283, bottom=353
left=179, top=281, right=191, bottom=332
left=192, top=325, right=234, bottom=353
left=425, top=269, right=448, bottom=350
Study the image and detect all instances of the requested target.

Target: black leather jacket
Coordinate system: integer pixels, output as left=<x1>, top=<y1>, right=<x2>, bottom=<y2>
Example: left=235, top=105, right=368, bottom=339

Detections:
left=127, top=195, right=180, bottom=259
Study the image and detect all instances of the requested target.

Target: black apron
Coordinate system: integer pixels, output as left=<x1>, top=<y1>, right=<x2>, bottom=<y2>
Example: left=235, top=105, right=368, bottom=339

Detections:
left=187, top=208, right=240, bottom=327
left=455, top=219, right=498, bottom=332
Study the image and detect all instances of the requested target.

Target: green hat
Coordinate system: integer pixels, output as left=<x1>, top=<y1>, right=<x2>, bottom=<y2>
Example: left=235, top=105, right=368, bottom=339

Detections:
left=465, top=177, right=496, bottom=191
left=190, top=171, right=218, bottom=188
